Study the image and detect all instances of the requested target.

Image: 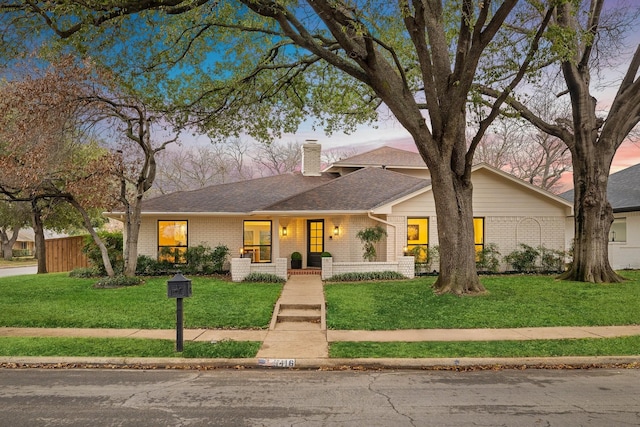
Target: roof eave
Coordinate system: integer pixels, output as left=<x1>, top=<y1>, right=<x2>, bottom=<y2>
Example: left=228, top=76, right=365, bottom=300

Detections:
left=613, top=206, right=640, bottom=213
left=252, top=209, right=370, bottom=216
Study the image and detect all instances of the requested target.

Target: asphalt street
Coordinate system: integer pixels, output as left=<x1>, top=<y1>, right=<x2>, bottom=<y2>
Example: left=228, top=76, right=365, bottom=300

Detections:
left=0, top=266, right=37, bottom=277
left=1, top=368, right=639, bottom=426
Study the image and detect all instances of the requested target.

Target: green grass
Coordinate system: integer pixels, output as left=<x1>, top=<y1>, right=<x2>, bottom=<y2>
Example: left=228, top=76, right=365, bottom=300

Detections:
left=325, top=271, right=640, bottom=330
left=0, top=273, right=282, bottom=329
left=0, top=337, right=260, bottom=358
left=0, top=258, right=36, bottom=267
left=2, top=271, right=640, bottom=359
left=330, top=336, right=640, bottom=358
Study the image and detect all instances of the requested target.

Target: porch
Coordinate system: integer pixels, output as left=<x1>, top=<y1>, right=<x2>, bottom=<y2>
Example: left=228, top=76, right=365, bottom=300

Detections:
left=230, top=256, right=415, bottom=282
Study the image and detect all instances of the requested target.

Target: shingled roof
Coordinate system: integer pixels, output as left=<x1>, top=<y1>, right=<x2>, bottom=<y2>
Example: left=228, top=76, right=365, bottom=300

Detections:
left=328, top=146, right=426, bottom=168
left=260, top=167, right=429, bottom=212
left=561, top=163, right=640, bottom=212
left=140, top=172, right=336, bottom=213
left=140, top=167, right=429, bottom=214
left=607, top=164, right=640, bottom=211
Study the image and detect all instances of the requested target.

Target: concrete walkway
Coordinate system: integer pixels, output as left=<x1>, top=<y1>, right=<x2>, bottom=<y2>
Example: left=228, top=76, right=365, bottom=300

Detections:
left=2, top=273, right=640, bottom=361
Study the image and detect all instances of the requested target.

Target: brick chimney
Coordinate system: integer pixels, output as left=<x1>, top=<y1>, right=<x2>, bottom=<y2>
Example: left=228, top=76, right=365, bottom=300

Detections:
left=301, top=140, right=322, bottom=176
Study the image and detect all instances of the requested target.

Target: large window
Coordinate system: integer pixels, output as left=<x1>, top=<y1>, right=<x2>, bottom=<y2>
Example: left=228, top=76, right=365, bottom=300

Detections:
left=407, top=218, right=429, bottom=261
left=474, top=217, right=484, bottom=253
left=158, top=220, right=188, bottom=263
left=610, top=218, right=627, bottom=242
left=243, top=220, right=272, bottom=263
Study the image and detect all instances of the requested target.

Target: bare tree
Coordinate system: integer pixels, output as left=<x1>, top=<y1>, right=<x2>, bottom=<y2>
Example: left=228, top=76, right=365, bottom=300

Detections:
left=475, top=116, right=571, bottom=193
left=322, top=147, right=360, bottom=166
left=252, top=140, right=302, bottom=176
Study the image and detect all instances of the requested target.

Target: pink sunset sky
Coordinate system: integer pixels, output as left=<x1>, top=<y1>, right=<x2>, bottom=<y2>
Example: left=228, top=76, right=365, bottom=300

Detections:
left=281, top=9, right=640, bottom=194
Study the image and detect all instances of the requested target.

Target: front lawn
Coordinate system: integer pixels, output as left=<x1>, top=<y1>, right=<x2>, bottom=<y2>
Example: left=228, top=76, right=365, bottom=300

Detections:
left=0, top=273, right=282, bottom=329
left=325, top=271, right=640, bottom=330
left=330, top=336, right=640, bottom=358
left=0, top=337, right=260, bottom=358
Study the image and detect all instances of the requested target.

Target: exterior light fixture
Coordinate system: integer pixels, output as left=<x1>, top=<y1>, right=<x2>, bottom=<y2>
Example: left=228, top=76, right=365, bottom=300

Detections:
left=333, top=226, right=340, bottom=236
left=282, top=226, right=288, bottom=236
left=403, top=246, right=408, bottom=255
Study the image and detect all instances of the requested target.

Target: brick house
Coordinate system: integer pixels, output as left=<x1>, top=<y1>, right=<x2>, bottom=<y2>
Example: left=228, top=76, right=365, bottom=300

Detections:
left=110, top=142, right=573, bottom=279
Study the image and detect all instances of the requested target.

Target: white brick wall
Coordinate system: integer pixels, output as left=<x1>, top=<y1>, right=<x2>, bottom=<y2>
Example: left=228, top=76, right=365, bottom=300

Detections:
left=321, top=257, right=415, bottom=280
left=231, top=258, right=287, bottom=282
left=137, top=213, right=569, bottom=273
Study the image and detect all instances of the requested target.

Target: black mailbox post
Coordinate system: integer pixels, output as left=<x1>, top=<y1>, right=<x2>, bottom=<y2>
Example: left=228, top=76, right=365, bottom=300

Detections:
left=167, top=272, right=192, bottom=352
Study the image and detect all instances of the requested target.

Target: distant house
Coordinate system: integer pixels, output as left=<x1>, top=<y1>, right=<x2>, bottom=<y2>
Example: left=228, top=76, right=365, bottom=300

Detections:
left=10, top=228, right=68, bottom=257
left=562, top=163, right=640, bottom=270
left=109, top=142, right=573, bottom=279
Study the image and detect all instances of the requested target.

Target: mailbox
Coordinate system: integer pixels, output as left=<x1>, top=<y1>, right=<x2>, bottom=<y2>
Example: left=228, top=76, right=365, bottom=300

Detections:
left=167, top=272, right=192, bottom=298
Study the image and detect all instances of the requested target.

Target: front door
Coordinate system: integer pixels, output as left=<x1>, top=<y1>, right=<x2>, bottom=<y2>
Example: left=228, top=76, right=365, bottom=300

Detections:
left=307, top=219, right=324, bottom=268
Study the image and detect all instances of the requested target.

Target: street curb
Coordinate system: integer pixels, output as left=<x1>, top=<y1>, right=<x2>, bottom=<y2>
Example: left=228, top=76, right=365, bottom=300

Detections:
left=2, top=356, right=639, bottom=371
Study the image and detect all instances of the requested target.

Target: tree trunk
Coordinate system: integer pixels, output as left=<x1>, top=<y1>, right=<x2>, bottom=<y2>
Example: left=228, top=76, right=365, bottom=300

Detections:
left=31, top=200, right=47, bottom=274
left=1, top=229, right=19, bottom=260
left=123, top=197, right=143, bottom=277
left=559, top=155, right=624, bottom=283
left=68, top=198, right=115, bottom=278
left=430, top=164, right=485, bottom=295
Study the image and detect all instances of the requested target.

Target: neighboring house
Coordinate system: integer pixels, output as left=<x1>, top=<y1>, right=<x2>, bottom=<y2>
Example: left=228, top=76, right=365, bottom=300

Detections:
left=562, top=163, right=640, bottom=270
left=113, top=142, right=573, bottom=279
left=11, top=228, right=69, bottom=256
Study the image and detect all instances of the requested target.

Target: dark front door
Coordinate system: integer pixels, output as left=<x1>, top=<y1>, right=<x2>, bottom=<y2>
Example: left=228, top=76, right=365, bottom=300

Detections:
left=307, top=219, right=324, bottom=268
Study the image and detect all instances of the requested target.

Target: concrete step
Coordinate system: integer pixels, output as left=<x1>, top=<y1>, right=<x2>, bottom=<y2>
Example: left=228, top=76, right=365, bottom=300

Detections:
left=279, top=303, right=322, bottom=311
left=276, top=314, right=321, bottom=323
left=276, top=302, right=321, bottom=324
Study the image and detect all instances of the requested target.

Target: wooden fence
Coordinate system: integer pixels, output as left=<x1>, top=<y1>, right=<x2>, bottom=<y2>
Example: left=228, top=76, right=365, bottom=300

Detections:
left=45, top=236, right=89, bottom=273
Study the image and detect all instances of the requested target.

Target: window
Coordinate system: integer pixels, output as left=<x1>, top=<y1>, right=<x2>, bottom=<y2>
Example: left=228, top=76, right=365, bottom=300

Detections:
left=474, top=217, right=485, bottom=254
left=243, top=220, right=272, bottom=263
left=407, top=218, right=429, bottom=262
left=610, top=218, right=626, bottom=242
left=158, top=220, right=188, bottom=263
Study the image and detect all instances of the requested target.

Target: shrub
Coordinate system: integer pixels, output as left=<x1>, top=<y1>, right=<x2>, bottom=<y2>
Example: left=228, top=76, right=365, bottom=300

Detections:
left=94, top=275, right=143, bottom=289
left=356, top=225, right=387, bottom=261
left=291, top=251, right=302, bottom=260
left=69, top=267, right=101, bottom=278
left=135, top=255, right=174, bottom=276
left=12, top=249, right=31, bottom=258
left=82, top=231, right=124, bottom=275
left=210, top=244, right=231, bottom=272
left=321, top=251, right=332, bottom=257
left=538, top=246, right=566, bottom=272
left=328, top=271, right=406, bottom=282
left=476, top=243, right=501, bottom=273
left=184, top=244, right=210, bottom=271
left=504, top=244, right=539, bottom=272
left=135, top=244, right=231, bottom=276
left=407, top=245, right=439, bottom=275
left=242, top=272, right=286, bottom=283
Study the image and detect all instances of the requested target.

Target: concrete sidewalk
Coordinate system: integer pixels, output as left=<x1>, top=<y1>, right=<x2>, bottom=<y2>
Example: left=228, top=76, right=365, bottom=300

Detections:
left=2, top=324, right=640, bottom=344
left=2, top=273, right=640, bottom=368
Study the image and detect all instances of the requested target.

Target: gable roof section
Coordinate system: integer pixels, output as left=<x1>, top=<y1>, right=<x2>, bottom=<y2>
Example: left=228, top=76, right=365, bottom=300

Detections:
left=560, top=163, right=640, bottom=212
left=472, top=163, right=574, bottom=210
left=140, top=172, right=336, bottom=213
left=259, top=167, right=430, bottom=213
left=327, top=146, right=426, bottom=169
left=608, top=164, right=640, bottom=211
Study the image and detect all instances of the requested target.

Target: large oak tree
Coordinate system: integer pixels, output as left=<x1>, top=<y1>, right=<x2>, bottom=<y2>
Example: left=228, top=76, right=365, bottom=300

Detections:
left=482, top=0, right=640, bottom=282
left=2, top=1, right=556, bottom=293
